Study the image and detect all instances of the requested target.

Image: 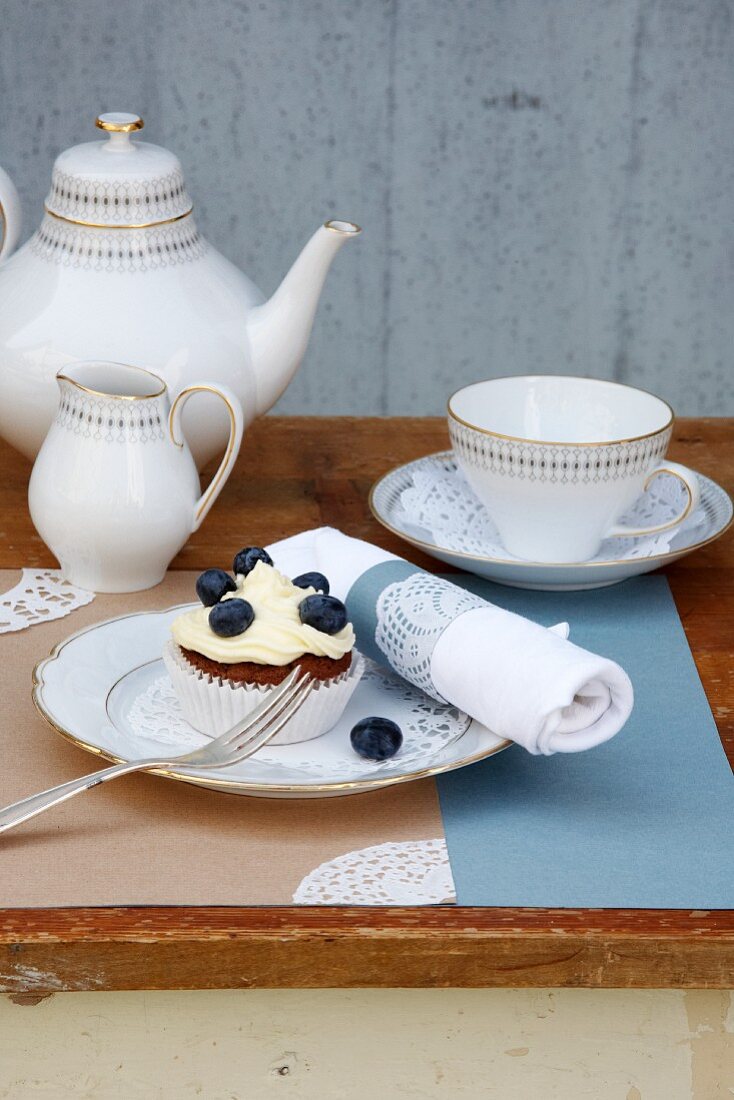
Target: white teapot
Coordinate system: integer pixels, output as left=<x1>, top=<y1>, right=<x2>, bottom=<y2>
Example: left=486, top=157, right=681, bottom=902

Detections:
left=0, top=112, right=361, bottom=468
left=29, top=361, right=244, bottom=592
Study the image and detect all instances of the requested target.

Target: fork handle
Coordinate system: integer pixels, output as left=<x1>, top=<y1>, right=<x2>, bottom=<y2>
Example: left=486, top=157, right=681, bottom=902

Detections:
left=0, top=759, right=164, bottom=835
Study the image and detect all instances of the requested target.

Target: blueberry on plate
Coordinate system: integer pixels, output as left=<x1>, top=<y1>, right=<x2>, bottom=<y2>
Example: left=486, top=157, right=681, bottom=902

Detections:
left=350, top=717, right=403, bottom=762
left=195, top=568, right=237, bottom=607
left=209, top=598, right=255, bottom=637
left=298, top=594, right=348, bottom=635
left=233, top=546, right=273, bottom=576
left=292, top=571, right=330, bottom=595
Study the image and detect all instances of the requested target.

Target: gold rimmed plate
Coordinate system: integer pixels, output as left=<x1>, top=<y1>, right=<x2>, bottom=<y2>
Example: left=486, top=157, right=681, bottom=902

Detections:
left=32, top=606, right=510, bottom=799
left=370, top=452, right=733, bottom=591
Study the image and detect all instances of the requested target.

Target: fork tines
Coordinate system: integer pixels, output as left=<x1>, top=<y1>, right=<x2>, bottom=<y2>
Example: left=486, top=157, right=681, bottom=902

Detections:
left=228, top=673, right=315, bottom=760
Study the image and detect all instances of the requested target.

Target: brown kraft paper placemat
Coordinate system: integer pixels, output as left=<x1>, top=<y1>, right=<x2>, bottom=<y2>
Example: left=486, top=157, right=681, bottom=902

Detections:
left=0, top=571, right=447, bottom=907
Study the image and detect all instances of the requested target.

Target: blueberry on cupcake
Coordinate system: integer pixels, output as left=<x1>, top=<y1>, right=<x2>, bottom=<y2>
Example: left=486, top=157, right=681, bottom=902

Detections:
left=195, top=568, right=237, bottom=607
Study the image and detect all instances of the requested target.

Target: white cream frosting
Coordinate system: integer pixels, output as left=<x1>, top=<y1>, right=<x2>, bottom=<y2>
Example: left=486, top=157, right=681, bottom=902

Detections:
left=171, top=561, right=355, bottom=665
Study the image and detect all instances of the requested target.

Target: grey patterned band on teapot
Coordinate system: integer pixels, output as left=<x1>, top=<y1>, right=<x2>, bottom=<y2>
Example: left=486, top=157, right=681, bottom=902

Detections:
left=345, top=560, right=486, bottom=703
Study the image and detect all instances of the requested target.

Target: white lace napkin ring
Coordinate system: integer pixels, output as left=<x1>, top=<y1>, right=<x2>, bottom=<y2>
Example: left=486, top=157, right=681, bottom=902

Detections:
left=347, top=561, right=485, bottom=702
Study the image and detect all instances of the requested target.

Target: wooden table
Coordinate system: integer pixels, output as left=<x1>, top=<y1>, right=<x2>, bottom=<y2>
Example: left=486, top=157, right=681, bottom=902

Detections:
left=1, top=417, right=732, bottom=991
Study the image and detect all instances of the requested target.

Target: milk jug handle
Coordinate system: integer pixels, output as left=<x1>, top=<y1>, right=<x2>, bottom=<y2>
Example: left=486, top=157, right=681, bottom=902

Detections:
left=169, top=383, right=244, bottom=532
left=0, top=167, right=22, bottom=262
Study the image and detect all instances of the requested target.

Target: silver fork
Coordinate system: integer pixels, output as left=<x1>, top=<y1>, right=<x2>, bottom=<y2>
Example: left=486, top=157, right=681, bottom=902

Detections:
left=0, top=668, right=313, bottom=835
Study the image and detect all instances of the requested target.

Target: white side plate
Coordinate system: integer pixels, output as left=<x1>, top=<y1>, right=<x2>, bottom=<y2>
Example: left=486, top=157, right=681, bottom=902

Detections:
left=33, top=606, right=510, bottom=798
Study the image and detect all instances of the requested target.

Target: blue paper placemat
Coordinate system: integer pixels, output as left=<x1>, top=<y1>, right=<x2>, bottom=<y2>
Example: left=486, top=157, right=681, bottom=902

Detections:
left=436, top=574, right=734, bottom=908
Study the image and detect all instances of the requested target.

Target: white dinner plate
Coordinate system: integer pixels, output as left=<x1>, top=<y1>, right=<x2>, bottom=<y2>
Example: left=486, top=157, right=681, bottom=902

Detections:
left=370, top=452, right=733, bottom=590
left=32, top=606, right=510, bottom=798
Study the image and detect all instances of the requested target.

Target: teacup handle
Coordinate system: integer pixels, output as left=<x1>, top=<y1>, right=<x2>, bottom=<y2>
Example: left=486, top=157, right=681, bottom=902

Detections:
left=606, top=461, right=700, bottom=540
left=169, top=383, right=244, bottom=532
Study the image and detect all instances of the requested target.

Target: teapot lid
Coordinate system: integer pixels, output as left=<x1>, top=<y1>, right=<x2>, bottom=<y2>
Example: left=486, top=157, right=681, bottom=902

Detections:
left=44, top=113, right=193, bottom=229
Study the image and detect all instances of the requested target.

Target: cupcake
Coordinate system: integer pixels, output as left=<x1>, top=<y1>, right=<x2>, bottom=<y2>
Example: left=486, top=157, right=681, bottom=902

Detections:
left=163, top=546, right=363, bottom=745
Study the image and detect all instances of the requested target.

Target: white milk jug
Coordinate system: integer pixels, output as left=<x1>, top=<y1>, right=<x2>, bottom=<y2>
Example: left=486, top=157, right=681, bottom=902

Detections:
left=29, top=361, right=244, bottom=592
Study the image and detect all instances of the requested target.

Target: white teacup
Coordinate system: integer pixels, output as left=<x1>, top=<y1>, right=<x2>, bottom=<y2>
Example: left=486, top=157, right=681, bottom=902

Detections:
left=448, top=375, right=699, bottom=563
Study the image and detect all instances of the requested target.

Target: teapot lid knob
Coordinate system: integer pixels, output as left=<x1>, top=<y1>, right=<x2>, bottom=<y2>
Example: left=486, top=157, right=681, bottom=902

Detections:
left=95, top=112, right=144, bottom=134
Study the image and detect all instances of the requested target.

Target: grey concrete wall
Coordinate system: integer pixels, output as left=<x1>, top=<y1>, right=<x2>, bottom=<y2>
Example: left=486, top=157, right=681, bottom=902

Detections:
left=1, top=0, right=732, bottom=415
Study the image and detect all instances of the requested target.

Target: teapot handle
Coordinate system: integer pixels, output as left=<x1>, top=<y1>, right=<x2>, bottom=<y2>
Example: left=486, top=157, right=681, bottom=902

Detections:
left=0, top=167, right=22, bottom=262
left=169, top=383, right=244, bottom=532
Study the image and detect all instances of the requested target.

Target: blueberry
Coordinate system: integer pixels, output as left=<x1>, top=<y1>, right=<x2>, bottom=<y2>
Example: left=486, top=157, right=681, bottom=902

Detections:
left=292, top=571, right=330, bottom=595
left=233, top=546, right=273, bottom=576
left=195, top=568, right=237, bottom=607
left=208, top=598, right=255, bottom=637
left=298, top=594, right=348, bottom=635
left=350, top=717, right=403, bottom=761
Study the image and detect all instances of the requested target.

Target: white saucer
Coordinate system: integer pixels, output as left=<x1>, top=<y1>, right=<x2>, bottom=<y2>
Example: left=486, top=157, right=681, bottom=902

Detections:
left=370, top=452, right=732, bottom=591
left=32, top=605, right=510, bottom=798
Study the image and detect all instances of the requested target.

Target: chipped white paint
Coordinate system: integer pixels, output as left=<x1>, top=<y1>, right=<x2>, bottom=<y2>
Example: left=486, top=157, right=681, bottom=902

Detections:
left=1, top=988, right=731, bottom=1098
left=0, top=965, right=104, bottom=993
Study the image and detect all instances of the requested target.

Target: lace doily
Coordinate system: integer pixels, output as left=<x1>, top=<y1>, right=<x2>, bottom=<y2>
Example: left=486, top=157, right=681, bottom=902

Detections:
left=375, top=572, right=485, bottom=701
left=125, top=658, right=471, bottom=779
left=396, top=459, right=708, bottom=562
left=292, top=838, right=455, bottom=905
left=0, top=569, right=95, bottom=633
left=127, top=674, right=205, bottom=749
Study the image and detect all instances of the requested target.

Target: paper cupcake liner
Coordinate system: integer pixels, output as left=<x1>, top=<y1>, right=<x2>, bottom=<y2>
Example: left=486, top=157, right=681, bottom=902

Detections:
left=162, top=640, right=364, bottom=746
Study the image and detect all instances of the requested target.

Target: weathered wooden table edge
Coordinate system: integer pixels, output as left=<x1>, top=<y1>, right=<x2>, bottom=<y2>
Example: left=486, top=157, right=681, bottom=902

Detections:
left=2, top=906, right=733, bottom=991
left=1, top=417, right=732, bottom=992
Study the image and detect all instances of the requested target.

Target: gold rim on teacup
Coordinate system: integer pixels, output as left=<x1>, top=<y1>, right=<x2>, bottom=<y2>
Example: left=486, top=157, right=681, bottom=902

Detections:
left=447, top=374, right=674, bottom=447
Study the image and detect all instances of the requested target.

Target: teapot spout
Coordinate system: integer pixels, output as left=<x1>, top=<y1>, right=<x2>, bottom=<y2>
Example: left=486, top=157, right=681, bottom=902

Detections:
left=246, top=219, right=361, bottom=415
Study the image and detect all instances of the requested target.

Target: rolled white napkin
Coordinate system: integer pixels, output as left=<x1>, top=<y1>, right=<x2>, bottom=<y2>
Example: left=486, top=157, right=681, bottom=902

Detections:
left=268, top=527, right=633, bottom=755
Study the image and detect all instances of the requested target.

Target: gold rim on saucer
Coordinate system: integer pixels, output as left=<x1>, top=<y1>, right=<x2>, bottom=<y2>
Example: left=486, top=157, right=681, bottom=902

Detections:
left=368, top=451, right=733, bottom=570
